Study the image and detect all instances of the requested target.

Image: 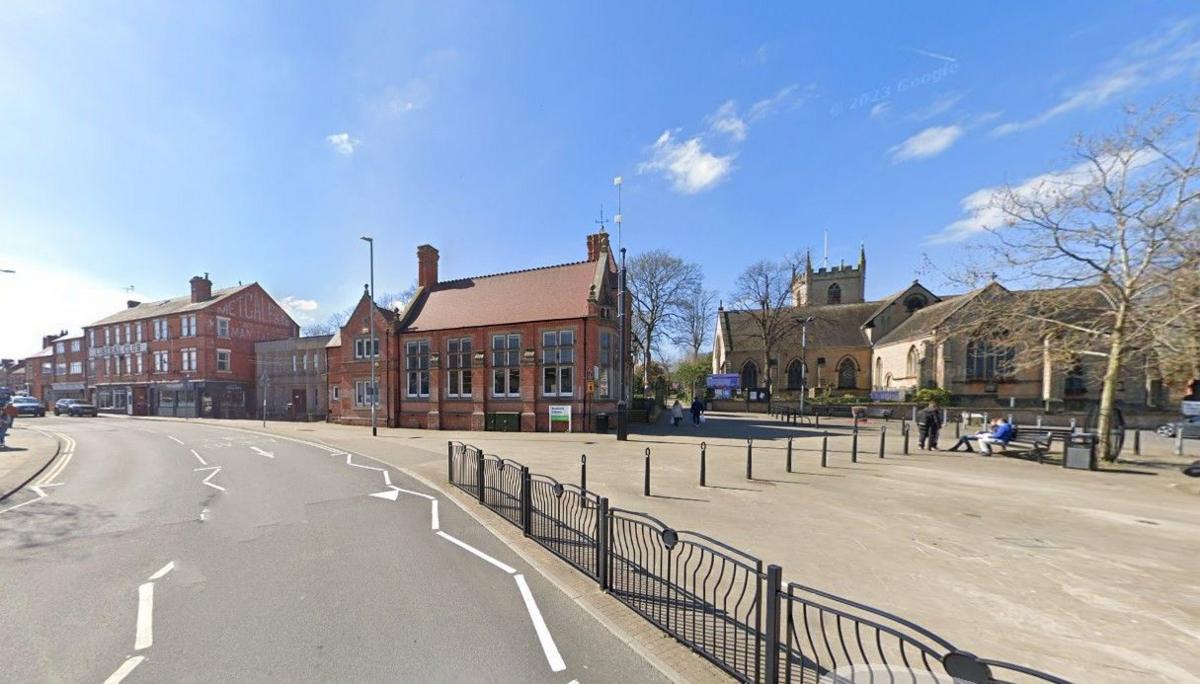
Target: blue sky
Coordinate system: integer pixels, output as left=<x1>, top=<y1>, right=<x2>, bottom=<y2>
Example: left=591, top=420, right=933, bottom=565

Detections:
left=2, top=1, right=1198, bottom=358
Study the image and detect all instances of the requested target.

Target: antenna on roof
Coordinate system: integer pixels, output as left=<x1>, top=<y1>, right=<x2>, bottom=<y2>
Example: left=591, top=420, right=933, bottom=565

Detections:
left=595, top=203, right=608, bottom=232
left=613, top=176, right=623, bottom=254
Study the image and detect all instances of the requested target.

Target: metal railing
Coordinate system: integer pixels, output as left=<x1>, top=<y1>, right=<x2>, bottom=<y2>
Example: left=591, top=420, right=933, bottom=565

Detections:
left=446, top=441, right=1070, bottom=684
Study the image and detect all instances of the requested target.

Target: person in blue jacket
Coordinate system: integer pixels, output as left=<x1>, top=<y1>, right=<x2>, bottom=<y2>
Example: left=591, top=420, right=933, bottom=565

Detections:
left=978, top=417, right=1015, bottom=455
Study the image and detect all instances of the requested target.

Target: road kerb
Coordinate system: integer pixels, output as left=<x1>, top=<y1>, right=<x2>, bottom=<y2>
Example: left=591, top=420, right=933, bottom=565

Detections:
left=0, top=428, right=63, bottom=503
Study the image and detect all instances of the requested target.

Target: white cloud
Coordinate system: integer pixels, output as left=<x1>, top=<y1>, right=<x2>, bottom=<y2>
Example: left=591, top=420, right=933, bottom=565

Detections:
left=869, top=101, right=892, bottom=119
left=929, top=148, right=1161, bottom=243
left=708, top=100, right=747, bottom=141
left=747, top=83, right=808, bottom=121
left=910, top=92, right=964, bottom=121
left=0, top=254, right=155, bottom=359
left=888, top=125, right=964, bottom=163
left=281, top=295, right=319, bottom=320
left=992, top=19, right=1200, bottom=136
left=325, top=132, right=360, bottom=155
left=638, top=130, right=734, bottom=194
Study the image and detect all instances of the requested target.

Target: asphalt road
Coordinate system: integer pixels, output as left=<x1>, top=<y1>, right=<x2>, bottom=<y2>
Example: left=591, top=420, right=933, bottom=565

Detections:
left=0, top=417, right=664, bottom=683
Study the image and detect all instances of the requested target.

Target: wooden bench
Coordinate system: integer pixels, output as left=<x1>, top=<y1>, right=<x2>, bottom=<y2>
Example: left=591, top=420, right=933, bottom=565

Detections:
left=986, top=429, right=1054, bottom=462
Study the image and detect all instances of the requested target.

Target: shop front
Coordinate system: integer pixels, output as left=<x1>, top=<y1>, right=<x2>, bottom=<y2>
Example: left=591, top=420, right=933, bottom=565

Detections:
left=47, top=381, right=87, bottom=405
left=150, top=381, right=249, bottom=418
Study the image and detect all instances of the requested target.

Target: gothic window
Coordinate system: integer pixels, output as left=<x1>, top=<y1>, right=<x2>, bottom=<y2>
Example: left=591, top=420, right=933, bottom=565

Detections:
left=875, top=357, right=883, bottom=388
left=906, top=346, right=920, bottom=378
left=965, top=339, right=1014, bottom=382
left=786, top=360, right=805, bottom=390
left=827, top=283, right=842, bottom=305
left=741, top=360, right=759, bottom=390
left=836, top=357, right=857, bottom=389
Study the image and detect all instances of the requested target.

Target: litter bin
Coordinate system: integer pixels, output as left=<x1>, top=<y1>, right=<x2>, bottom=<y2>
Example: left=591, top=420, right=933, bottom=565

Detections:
left=1063, top=432, right=1098, bottom=471
left=595, top=412, right=609, bottom=434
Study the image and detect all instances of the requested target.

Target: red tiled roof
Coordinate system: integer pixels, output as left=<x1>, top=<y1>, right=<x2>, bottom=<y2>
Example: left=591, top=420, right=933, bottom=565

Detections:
left=403, top=261, right=598, bottom=331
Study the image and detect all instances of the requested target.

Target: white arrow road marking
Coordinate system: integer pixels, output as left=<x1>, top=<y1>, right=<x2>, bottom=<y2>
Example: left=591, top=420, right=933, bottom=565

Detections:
left=369, top=490, right=400, bottom=501
left=250, top=446, right=274, bottom=459
left=436, top=531, right=517, bottom=575
left=135, top=582, right=154, bottom=650
left=193, top=466, right=226, bottom=492
left=103, top=656, right=145, bottom=684
left=392, top=486, right=435, bottom=501
left=148, top=561, right=175, bottom=581
left=189, top=449, right=208, bottom=466
left=515, top=573, right=566, bottom=672
left=1, top=432, right=74, bottom=515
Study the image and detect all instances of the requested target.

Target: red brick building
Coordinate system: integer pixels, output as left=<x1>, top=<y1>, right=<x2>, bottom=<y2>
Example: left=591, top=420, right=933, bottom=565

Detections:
left=85, top=275, right=298, bottom=416
left=22, top=330, right=89, bottom=408
left=327, top=231, right=626, bottom=432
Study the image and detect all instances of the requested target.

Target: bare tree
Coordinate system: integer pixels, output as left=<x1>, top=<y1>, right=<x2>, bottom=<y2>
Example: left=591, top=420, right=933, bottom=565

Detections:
left=729, top=258, right=798, bottom=404
left=1140, top=219, right=1200, bottom=386
left=627, top=250, right=703, bottom=392
left=671, top=288, right=718, bottom=359
left=952, top=104, right=1200, bottom=460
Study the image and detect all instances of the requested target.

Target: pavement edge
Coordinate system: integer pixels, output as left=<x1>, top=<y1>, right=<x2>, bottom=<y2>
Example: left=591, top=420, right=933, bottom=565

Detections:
left=0, top=428, right=63, bottom=502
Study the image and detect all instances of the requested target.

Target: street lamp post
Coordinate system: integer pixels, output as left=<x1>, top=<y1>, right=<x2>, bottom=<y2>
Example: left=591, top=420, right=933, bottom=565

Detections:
left=799, top=316, right=814, bottom=417
left=614, top=176, right=629, bottom=441
left=360, top=236, right=377, bottom=437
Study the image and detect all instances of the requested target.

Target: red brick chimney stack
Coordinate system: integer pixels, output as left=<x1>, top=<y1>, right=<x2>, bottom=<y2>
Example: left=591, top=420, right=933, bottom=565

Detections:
left=586, top=231, right=610, bottom=262
left=41, top=333, right=57, bottom=349
left=417, top=245, right=439, bottom=288
left=190, top=273, right=212, bottom=303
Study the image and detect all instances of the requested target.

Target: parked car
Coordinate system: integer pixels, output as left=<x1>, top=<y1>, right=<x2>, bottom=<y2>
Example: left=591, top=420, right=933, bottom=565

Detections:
left=53, top=398, right=75, bottom=416
left=11, top=396, right=45, bottom=417
left=1157, top=415, right=1200, bottom=440
left=65, top=400, right=98, bottom=417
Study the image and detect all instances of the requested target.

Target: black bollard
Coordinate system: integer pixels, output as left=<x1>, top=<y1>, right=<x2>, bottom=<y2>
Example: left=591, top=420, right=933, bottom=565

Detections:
left=815, top=412, right=820, bottom=428
left=644, top=447, right=651, bottom=496
left=879, top=426, right=886, bottom=459
left=746, top=439, right=753, bottom=480
left=821, top=433, right=828, bottom=467
left=786, top=436, right=793, bottom=473
left=700, top=441, right=707, bottom=487
left=955, top=420, right=961, bottom=438
left=580, top=454, right=587, bottom=493
left=903, top=423, right=910, bottom=454
left=1133, top=429, right=1141, bottom=455
left=851, top=424, right=859, bottom=463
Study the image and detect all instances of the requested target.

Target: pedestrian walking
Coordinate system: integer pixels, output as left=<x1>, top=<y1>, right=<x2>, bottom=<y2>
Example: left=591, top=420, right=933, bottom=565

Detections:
left=671, top=399, right=683, bottom=427
left=917, top=401, right=943, bottom=450
left=0, top=401, right=16, bottom=448
left=689, top=397, right=704, bottom=426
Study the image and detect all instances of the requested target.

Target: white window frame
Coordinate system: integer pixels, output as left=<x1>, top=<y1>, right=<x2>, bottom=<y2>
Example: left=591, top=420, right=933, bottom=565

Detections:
left=180, top=314, right=197, bottom=338
left=181, top=348, right=197, bottom=372
left=331, top=385, right=341, bottom=402
left=69, top=361, right=82, bottom=375
left=89, top=330, right=96, bottom=347
left=216, top=349, right=232, bottom=372
left=541, top=329, right=576, bottom=398
left=354, top=337, right=380, bottom=360
left=70, top=339, right=81, bottom=353
left=136, top=323, right=143, bottom=343
left=216, top=316, right=230, bottom=339
left=354, top=379, right=378, bottom=407
left=491, top=333, right=521, bottom=398
left=406, top=340, right=430, bottom=398
left=136, top=354, right=143, bottom=374
left=446, top=337, right=472, bottom=398
left=104, top=327, right=112, bottom=345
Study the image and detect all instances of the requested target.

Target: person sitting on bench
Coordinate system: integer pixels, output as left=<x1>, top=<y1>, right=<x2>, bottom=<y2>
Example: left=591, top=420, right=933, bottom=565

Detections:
left=947, top=419, right=996, bottom=452
left=977, top=418, right=1015, bottom=455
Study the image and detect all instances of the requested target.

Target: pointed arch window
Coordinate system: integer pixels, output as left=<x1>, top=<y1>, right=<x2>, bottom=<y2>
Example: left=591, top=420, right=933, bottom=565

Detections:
left=827, top=283, right=842, bottom=305
left=875, top=357, right=883, bottom=388
left=836, top=357, right=857, bottom=389
left=906, top=346, right=920, bottom=378
left=786, top=360, right=805, bottom=390
left=741, top=360, right=759, bottom=390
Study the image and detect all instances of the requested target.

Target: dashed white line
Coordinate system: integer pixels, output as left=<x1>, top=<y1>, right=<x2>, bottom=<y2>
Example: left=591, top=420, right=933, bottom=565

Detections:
left=436, top=530, right=517, bottom=575
left=189, top=449, right=208, bottom=466
left=515, top=573, right=566, bottom=672
left=431, top=500, right=440, bottom=530
left=148, top=561, right=175, bottom=581
left=167, top=435, right=184, bottom=445
left=103, top=656, right=145, bottom=684
left=250, top=445, right=274, bottom=459
left=135, top=582, right=154, bottom=650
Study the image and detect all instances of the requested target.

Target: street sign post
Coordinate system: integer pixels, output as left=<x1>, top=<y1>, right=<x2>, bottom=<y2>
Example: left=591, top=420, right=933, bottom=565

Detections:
left=549, top=405, right=572, bottom=432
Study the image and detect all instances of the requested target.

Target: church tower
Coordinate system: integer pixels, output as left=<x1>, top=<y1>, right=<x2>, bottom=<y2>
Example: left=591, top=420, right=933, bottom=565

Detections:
left=792, top=244, right=867, bottom=306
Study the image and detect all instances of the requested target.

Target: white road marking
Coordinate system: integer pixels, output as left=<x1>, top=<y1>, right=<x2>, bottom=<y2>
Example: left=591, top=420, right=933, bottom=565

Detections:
left=1, top=432, right=74, bottom=515
left=436, top=531, right=517, bottom=575
left=135, top=582, right=154, bottom=650
left=148, top=561, right=175, bottom=580
left=103, top=656, right=145, bottom=684
left=167, top=435, right=184, bottom=445
left=190, top=449, right=208, bottom=466
left=431, top=500, right=440, bottom=530
left=392, top=486, right=435, bottom=501
left=250, top=446, right=274, bottom=459
left=345, top=453, right=385, bottom=472
left=200, top=507, right=210, bottom=521
left=514, top=573, right=566, bottom=672
left=194, top=466, right=226, bottom=492
left=382, top=470, right=391, bottom=486
left=369, top=490, right=400, bottom=501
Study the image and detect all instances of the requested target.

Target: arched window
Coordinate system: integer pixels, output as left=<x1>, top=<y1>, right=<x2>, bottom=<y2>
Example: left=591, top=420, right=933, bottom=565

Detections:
left=906, top=346, right=920, bottom=378
left=786, top=360, right=805, bottom=390
left=836, top=357, right=857, bottom=389
left=741, top=361, right=759, bottom=390
left=827, top=283, right=842, bottom=305
left=965, top=339, right=1015, bottom=382
left=885, top=373, right=893, bottom=388
left=874, top=357, right=883, bottom=388
left=903, top=294, right=927, bottom=313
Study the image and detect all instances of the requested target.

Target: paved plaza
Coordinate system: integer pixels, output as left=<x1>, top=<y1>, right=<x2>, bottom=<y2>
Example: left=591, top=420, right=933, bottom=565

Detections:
left=117, top=412, right=1199, bottom=683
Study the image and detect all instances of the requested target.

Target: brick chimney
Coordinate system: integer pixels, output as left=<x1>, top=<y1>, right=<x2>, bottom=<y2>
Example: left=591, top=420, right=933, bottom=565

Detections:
left=190, top=273, right=212, bottom=303
left=417, top=245, right=439, bottom=288
left=586, top=231, right=611, bottom=262
left=127, top=300, right=140, bottom=309
left=41, top=333, right=57, bottom=349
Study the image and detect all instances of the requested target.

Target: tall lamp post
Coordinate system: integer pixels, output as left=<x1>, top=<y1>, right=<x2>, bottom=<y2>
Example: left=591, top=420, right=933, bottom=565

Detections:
left=614, top=176, right=629, bottom=441
left=360, top=236, right=378, bottom=437
left=799, top=316, right=814, bottom=416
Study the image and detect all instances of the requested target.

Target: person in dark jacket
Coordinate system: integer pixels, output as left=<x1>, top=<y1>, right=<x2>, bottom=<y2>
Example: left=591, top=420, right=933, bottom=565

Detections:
left=917, top=402, right=943, bottom=450
left=689, top=397, right=704, bottom=426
